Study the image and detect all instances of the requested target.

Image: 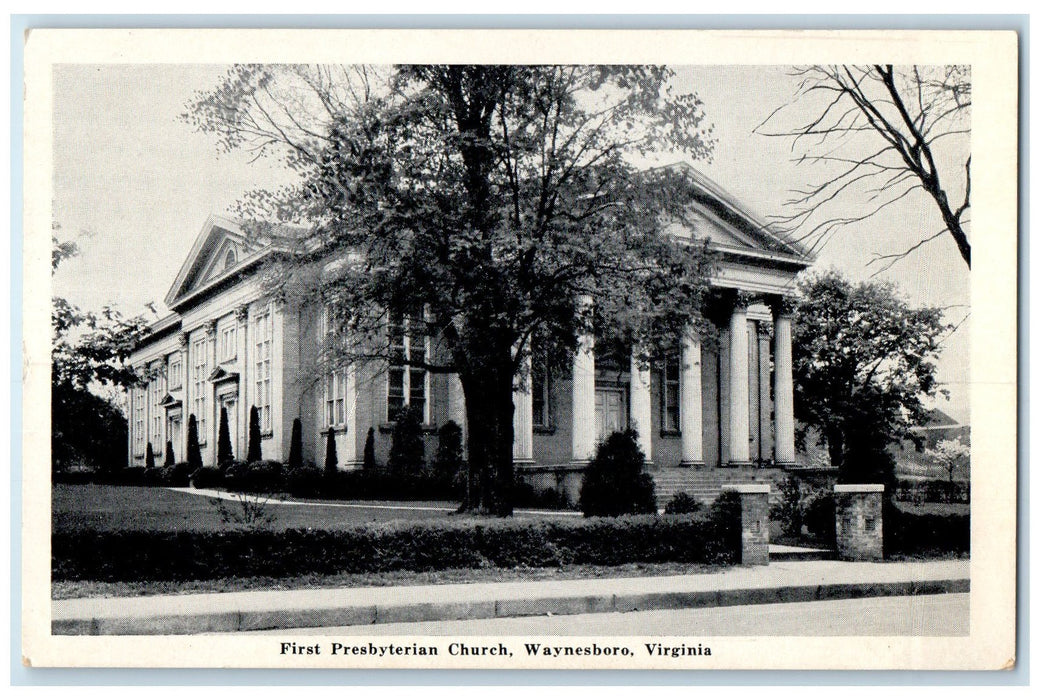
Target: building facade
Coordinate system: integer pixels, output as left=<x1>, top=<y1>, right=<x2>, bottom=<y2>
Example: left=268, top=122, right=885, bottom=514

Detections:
left=127, top=166, right=813, bottom=502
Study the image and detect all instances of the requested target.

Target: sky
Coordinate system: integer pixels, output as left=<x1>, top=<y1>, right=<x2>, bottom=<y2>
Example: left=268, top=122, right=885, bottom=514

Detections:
left=51, top=64, right=971, bottom=423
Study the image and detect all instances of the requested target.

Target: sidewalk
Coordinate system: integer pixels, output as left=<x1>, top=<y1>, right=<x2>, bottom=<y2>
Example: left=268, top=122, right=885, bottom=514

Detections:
left=53, top=558, right=969, bottom=636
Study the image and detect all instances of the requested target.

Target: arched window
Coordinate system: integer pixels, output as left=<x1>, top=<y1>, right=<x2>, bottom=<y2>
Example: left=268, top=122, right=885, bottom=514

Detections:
left=224, top=248, right=237, bottom=269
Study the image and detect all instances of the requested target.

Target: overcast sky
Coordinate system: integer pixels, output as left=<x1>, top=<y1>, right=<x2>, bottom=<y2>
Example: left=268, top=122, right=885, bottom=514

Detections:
left=51, top=64, right=970, bottom=422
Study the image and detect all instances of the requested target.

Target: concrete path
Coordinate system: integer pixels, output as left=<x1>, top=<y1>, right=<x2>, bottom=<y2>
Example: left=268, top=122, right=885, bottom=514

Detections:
left=53, top=559, right=969, bottom=636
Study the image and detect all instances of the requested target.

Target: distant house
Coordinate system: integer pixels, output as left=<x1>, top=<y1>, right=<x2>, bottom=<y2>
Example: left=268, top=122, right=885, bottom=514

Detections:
left=127, top=165, right=815, bottom=501
left=893, top=409, right=971, bottom=480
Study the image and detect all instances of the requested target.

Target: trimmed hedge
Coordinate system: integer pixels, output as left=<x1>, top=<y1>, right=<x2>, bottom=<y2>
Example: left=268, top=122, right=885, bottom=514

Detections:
left=53, top=508, right=740, bottom=582
left=886, top=503, right=970, bottom=556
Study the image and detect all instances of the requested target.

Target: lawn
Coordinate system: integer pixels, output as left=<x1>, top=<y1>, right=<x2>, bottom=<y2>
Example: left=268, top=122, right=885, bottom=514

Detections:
left=52, top=484, right=460, bottom=533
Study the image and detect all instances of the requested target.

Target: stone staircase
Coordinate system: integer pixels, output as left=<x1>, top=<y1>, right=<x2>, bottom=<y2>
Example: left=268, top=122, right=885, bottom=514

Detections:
left=650, top=465, right=789, bottom=507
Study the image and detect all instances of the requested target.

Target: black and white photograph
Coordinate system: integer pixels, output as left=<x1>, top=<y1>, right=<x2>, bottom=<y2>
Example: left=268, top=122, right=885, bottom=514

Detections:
left=21, top=28, right=1017, bottom=670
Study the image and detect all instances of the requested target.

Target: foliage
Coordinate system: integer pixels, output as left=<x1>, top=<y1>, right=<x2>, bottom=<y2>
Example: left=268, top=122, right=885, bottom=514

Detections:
left=924, top=437, right=970, bottom=483
left=247, top=406, right=263, bottom=463
left=792, top=271, right=950, bottom=483
left=578, top=429, right=657, bottom=517
left=362, top=427, right=378, bottom=470
left=770, top=476, right=804, bottom=538
left=216, top=406, right=234, bottom=467
left=388, top=405, right=425, bottom=477
left=189, top=466, right=224, bottom=489
left=432, top=420, right=464, bottom=482
left=885, top=501, right=969, bottom=556
left=184, top=64, right=718, bottom=515
left=801, top=489, right=836, bottom=545
left=53, top=510, right=741, bottom=582
left=663, top=492, right=704, bottom=515
left=756, top=65, right=971, bottom=268
left=186, top=414, right=203, bottom=472
left=288, top=418, right=304, bottom=471
left=144, top=443, right=156, bottom=470
left=301, top=469, right=459, bottom=502
left=510, top=481, right=572, bottom=510
left=224, top=460, right=285, bottom=493
left=212, top=492, right=277, bottom=530
left=51, top=384, right=128, bottom=474
left=324, top=427, right=338, bottom=477
left=164, top=441, right=176, bottom=468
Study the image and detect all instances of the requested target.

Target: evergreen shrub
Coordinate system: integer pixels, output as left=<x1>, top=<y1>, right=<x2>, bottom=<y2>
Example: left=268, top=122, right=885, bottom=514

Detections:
left=578, top=429, right=656, bottom=517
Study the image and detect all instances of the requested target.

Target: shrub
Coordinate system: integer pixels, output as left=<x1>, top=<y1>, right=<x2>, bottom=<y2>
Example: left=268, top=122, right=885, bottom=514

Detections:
left=53, top=510, right=742, bottom=583
left=324, top=427, right=338, bottom=478
left=189, top=466, right=224, bottom=489
left=801, top=488, right=836, bottom=544
left=186, top=414, right=203, bottom=472
left=770, top=476, right=803, bottom=538
left=388, top=405, right=425, bottom=477
left=885, top=500, right=969, bottom=556
left=664, top=492, right=703, bottom=515
left=324, top=469, right=458, bottom=501
left=362, top=427, right=377, bottom=470
left=433, top=421, right=464, bottom=482
left=224, top=460, right=284, bottom=494
left=288, top=418, right=304, bottom=471
left=145, top=442, right=156, bottom=470
left=246, top=406, right=262, bottom=463
left=217, top=407, right=234, bottom=467
left=164, top=440, right=176, bottom=468
left=165, top=461, right=194, bottom=487
left=578, top=429, right=656, bottom=517
left=285, top=466, right=324, bottom=498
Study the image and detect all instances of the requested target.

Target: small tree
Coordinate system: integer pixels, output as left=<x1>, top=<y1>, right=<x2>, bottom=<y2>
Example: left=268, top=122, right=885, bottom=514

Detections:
left=388, top=405, right=425, bottom=478
left=324, top=427, right=338, bottom=478
left=247, top=405, right=263, bottom=463
left=578, top=429, right=657, bottom=517
left=145, top=442, right=156, bottom=470
left=164, top=440, right=176, bottom=468
left=216, top=406, right=234, bottom=467
left=362, top=426, right=377, bottom=471
left=925, top=437, right=970, bottom=483
left=433, top=420, right=464, bottom=482
left=186, top=414, right=203, bottom=472
left=288, top=418, right=304, bottom=471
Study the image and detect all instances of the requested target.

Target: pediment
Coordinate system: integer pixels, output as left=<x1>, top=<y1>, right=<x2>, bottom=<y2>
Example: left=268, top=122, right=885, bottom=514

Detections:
left=164, top=215, right=263, bottom=310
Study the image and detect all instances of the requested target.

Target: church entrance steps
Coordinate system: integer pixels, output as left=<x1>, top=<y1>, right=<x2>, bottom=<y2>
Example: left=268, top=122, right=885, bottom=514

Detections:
left=649, top=465, right=789, bottom=507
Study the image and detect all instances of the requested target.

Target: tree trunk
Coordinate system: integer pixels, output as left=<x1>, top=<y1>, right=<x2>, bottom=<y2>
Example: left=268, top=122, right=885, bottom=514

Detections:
left=826, top=426, right=845, bottom=470
left=458, top=360, right=516, bottom=516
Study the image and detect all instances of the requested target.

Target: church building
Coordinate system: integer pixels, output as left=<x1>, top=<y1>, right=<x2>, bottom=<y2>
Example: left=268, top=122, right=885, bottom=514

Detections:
left=127, top=165, right=814, bottom=503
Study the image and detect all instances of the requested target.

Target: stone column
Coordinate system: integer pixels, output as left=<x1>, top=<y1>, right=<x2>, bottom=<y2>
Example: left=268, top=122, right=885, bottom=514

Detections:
left=724, top=484, right=771, bottom=565
left=179, top=331, right=191, bottom=461
left=748, top=321, right=760, bottom=462
left=513, top=354, right=534, bottom=463
left=834, top=484, right=885, bottom=561
left=727, top=300, right=752, bottom=466
left=628, top=350, right=653, bottom=463
left=206, top=320, right=219, bottom=451
left=571, top=297, right=596, bottom=463
left=235, top=304, right=250, bottom=459
left=342, top=362, right=358, bottom=465
left=680, top=330, right=703, bottom=466
left=758, top=326, right=773, bottom=463
left=772, top=302, right=796, bottom=466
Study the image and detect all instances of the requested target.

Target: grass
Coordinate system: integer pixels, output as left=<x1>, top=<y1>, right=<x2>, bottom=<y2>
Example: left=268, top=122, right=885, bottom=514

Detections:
left=51, top=561, right=724, bottom=600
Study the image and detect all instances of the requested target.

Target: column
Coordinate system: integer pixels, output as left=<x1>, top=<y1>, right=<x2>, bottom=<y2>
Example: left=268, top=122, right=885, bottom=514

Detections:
left=571, top=297, right=596, bottom=462
left=772, top=304, right=796, bottom=465
left=758, top=326, right=773, bottom=463
left=628, top=350, right=653, bottom=463
left=236, top=304, right=250, bottom=459
left=679, top=330, right=703, bottom=466
left=748, top=321, right=760, bottom=462
left=727, top=299, right=751, bottom=466
left=179, top=332, right=190, bottom=462
left=513, top=355, right=534, bottom=463
left=342, top=363, right=358, bottom=465
left=447, top=373, right=467, bottom=446
left=206, top=319, right=219, bottom=451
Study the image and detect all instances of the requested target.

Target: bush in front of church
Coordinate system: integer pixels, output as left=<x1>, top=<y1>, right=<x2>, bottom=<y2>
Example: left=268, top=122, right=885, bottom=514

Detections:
left=578, top=429, right=657, bottom=517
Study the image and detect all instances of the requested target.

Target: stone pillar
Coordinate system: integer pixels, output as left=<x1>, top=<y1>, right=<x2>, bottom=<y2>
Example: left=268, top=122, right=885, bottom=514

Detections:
left=629, top=350, right=653, bottom=463
left=772, top=304, right=796, bottom=465
left=748, top=321, right=760, bottom=462
left=724, top=484, right=771, bottom=565
left=447, top=372, right=467, bottom=447
left=179, top=331, right=191, bottom=461
left=680, top=330, right=703, bottom=466
left=727, top=301, right=752, bottom=466
left=235, top=304, right=250, bottom=459
left=513, top=354, right=534, bottom=463
left=206, top=320, right=219, bottom=450
left=758, top=327, right=773, bottom=463
left=571, top=297, right=596, bottom=463
left=834, top=484, right=885, bottom=561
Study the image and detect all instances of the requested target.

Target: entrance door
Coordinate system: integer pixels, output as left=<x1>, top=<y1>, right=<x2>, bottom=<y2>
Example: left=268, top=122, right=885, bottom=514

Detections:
left=595, top=389, right=626, bottom=443
left=218, top=394, right=238, bottom=457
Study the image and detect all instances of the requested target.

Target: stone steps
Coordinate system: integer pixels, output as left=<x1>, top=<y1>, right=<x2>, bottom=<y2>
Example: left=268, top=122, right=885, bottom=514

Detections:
left=650, top=466, right=788, bottom=507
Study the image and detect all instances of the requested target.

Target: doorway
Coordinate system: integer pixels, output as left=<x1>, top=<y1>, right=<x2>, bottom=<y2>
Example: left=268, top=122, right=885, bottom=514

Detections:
left=595, top=388, right=627, bottom=443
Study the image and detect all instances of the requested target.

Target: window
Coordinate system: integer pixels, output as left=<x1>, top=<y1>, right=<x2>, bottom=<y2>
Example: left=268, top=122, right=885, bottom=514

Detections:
left=169, top=354, right=182, bottom=389
left=220, top=324, right=237, bottom=361
left=254, top=305, right=274, bottom=433
left=387, top=313, right=428, bottom=422
left=150, top=372, right=164, bottom=450
left=224, top=248, right=237, bottom=270
left=321, top=306, right=349, bottom=428
left=133, top=386, right=146, bottom=455
left=661, top=352, right=681, bottom=433
left=192, top=337, right=209, bottom=442
left=532, top=358, right=552, bottom=428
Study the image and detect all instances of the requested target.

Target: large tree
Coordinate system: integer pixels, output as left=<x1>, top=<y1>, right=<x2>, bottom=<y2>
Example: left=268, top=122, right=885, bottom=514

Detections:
left=792, top=271, right=952, bottom=483
left=185, top=65, right=717, bottom=515
left=756, top=65, right=971, bottom=269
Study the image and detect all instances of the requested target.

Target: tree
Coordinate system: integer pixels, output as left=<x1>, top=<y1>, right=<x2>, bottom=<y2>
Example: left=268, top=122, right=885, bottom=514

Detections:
left=925, top=437, right=970, bottom=483
left=247, top=405, right=263, bottom=463
left=186, top=413, right=203, bottom=472
left=324, top=426, right=338, bottom=477
left=578, top=429, right=657, bottom=517
left=288, top=418, right=304, bottom=470
left=164, top=440, right=176, bottom=468
left=145, top=442, right=156, bottom=470
left=433, top=420, right=464, bottom=482
left=217, top=406, right=234, bottom=467
left=388, top=404, right=425, bottom=478
left=362, top=426, right=377, bottom=471
left=185, top=65, right=717, bottom=515
left=756, top=65, right=971, bottom=269
left=792, top=271, right=951, bottom=483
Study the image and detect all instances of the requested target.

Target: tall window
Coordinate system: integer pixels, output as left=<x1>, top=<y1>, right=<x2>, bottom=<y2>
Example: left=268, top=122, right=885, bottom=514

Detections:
left=254, top=305, right=274, bottom=433
left=661, top=352, right=681, bottom=433
left=150, top=373, right=164, bottom=450
left=192, top=337, right=209, bottom=442
left=532, top=358, right=552, bottom=428
left=133, top=386, right=146, bottom=455
left=220, top=324, right=237, bottom=361
left=387, top=313, right=428, bottom=422
left=169, top=354, right=182, bottom=390
left=325, top=370, right=348, bottom=427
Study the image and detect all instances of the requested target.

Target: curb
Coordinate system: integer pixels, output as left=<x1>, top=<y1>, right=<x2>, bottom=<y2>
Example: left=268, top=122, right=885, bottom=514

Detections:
left=52, top=577, right=970, bottom=636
